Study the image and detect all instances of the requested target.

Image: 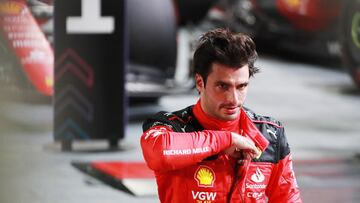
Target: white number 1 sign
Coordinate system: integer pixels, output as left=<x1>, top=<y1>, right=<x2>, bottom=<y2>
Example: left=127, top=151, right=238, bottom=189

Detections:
left=66, top=0, right=115, bottom=34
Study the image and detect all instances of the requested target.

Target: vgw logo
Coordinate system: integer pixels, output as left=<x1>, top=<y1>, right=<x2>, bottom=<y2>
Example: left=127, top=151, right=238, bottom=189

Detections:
left=191, top=191, right=217, bottom=202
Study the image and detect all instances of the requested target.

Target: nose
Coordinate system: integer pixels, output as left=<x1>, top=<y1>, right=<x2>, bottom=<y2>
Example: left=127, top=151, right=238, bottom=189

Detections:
left=226, top=88, right=240, bottom=106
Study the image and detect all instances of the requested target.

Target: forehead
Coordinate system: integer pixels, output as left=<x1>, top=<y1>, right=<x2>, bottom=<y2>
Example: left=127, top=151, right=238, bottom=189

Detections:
left=208, top=63, right=249, bottom=83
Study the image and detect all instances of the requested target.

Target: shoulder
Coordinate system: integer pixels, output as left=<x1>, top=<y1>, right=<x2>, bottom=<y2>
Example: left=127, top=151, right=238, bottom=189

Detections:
left=243, top=107, right=285, bottom=142
left=244, top=107, right=291, bottom=160
left=243, top=107, right=283, bottom=129
left=142, top=105, right=194, bottom=132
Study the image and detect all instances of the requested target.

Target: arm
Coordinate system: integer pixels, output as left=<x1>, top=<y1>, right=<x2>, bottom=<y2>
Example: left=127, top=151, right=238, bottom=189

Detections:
left=141, top=125, right=260, bottom=172
left=266, top=127, right=302, bottom=203
left=140, top=125, right=232, bottom=172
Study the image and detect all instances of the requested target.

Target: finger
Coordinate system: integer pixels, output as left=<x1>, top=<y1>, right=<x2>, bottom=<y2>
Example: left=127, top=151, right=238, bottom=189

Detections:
left=243, top=148, right=258, bottom=155
left=247, top=150, right=260, bottom=159
left=231, top=151, right=243, bottom=159
left=239, top=141, right=256, bottom=152
left=243, top=150, right=260, bottom=160
left=251, top=147, right=262, bottom=158
left=244, top=139, right=257, bottom=151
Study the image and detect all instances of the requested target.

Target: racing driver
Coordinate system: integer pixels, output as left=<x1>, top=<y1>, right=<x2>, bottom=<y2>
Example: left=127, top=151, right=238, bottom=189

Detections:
left=140, top=28, right=302, bottom=203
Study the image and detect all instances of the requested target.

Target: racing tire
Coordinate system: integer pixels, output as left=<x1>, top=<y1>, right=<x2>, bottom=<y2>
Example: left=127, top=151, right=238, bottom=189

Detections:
left=340, top=0, right=360, bottom=88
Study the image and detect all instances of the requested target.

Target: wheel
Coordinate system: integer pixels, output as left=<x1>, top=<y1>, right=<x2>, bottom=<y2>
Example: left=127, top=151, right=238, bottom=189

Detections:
left=128, top=0, right=177, bottom=78
left=174, top=0, right=217, bottom=25
left=340, top=0, right=360, bottom=88
left=61, top=139, right=72, bottom=151
left=108, top=139, right=119, bottom=149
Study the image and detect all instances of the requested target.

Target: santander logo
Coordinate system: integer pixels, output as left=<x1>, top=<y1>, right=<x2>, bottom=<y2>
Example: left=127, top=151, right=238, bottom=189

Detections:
left=251, top=167, right=265, bottom=183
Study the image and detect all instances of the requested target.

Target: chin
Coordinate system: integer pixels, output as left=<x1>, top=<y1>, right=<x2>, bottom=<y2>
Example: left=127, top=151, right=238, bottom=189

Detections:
left=221, top=114, right=239, bottom=121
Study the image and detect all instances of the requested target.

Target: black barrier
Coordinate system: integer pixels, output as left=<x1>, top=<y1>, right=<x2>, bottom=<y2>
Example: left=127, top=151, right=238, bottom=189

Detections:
left=54, top=0, right=127, bottom=151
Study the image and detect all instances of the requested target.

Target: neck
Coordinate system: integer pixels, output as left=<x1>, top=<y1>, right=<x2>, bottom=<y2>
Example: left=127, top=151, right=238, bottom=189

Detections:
left=192, top=100, right=240, bottom=132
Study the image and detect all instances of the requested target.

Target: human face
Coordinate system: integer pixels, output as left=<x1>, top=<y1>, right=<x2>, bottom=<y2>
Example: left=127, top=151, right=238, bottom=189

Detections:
left=195, top=63, right=250, bottom=121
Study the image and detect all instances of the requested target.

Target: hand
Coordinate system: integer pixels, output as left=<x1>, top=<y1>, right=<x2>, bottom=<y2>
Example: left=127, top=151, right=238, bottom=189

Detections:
left=224, top=132, right=261, bottom=160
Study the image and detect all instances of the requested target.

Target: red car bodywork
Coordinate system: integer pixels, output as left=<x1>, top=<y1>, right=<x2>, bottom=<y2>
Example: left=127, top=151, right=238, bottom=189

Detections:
left=275, top=0, right=341, bottom=32
left=0, top=0, right=53, bottom=96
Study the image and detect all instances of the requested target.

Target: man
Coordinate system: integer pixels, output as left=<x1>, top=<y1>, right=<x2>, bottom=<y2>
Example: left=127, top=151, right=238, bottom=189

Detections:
left=140, top=28, right=302, bottom=203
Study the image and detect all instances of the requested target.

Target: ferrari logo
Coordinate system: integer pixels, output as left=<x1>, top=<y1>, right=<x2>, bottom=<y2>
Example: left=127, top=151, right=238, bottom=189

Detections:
left=284, top=0, right=301, bottom=9
left=0, top=1, right=23, bottom=15
left=45, top=76, right=54, bottom=88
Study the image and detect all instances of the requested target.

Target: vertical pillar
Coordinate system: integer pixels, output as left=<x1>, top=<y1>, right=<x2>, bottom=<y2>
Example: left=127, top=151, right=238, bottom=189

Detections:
left=54, top=0, right=127, bottom=150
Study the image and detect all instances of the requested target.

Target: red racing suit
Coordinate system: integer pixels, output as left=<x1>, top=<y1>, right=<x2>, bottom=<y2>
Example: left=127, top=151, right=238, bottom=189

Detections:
left=141, top=101, right=302, bottom=203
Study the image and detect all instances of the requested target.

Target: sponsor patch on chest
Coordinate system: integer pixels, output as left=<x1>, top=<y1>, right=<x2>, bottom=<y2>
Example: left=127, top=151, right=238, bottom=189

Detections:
left=245, top=166, right=271, bottom=201
left=191, top=191, right=217, bottom=202
left=194, top=165, right=216, bottom=187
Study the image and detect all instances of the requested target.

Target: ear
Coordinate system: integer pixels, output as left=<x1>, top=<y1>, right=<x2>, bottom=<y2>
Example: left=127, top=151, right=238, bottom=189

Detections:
left=195, top=74, right=204, bottom=92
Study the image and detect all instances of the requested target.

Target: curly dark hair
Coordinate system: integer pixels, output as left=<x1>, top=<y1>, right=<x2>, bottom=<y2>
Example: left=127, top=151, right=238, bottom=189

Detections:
left=192, top=28, right=259, bottom=84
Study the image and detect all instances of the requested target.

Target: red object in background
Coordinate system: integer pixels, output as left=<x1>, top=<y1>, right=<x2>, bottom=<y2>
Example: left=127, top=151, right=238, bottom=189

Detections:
left=276, top=0, right=341, bottom=32
left=91, top=161, right=154, bottom=179
left=0, top=0, right=53, bottom=96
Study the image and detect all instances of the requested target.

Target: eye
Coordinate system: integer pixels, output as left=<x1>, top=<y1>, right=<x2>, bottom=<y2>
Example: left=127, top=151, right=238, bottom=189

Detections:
left=237, top=83, right=248, bottom=90
left=217, top=83, right=228, bottom=90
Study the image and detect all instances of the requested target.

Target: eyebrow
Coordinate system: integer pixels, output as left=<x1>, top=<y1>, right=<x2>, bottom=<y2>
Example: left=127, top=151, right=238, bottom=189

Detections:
left=215, top=80, right=249, bottom=87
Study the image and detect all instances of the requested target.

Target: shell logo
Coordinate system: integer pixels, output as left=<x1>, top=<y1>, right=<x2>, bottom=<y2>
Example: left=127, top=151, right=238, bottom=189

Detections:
left=194, top=165, right=215, bottom=187
left=0, top=1, right=23, bottom=15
